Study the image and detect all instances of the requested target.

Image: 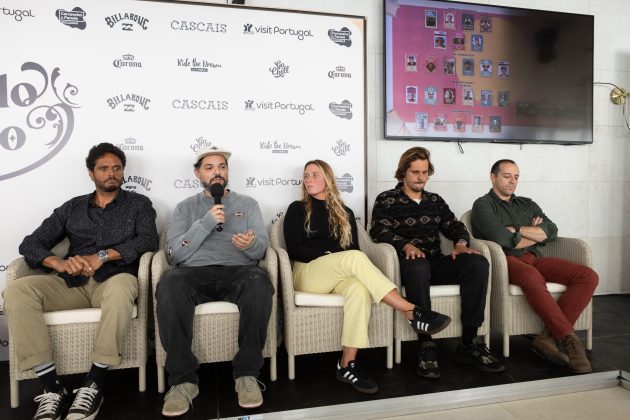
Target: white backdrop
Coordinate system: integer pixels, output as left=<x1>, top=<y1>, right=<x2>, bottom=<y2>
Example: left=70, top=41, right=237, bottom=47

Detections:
left=0, top=0, right=366, bottom=360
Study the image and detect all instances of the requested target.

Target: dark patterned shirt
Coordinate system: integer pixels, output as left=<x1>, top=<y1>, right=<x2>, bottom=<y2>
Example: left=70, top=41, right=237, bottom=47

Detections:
left=370, top=182, right=470, bottom=261
left=19, top=189, right=159, bottom=287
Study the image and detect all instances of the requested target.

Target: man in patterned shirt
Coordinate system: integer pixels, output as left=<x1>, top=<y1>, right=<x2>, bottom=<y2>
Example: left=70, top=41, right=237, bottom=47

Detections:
left=370, top=147, right=503, bottom=378
left=3, top=143, right=159, bottom=420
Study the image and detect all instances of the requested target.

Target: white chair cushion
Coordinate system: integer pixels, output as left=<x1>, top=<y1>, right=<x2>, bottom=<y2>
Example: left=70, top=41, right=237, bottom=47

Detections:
left=44, top=305, right=138, bottom=326
left=195, top=301, right=239, bottom=315
left=509, top=282, right=567, bottom=296
left=295, top=291, right=345, bottom=307
left=401, top=285, right=461, bottom=298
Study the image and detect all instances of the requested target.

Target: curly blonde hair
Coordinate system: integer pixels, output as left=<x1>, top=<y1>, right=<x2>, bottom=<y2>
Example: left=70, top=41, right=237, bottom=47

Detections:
left=301, top=160, right=352, bottom=249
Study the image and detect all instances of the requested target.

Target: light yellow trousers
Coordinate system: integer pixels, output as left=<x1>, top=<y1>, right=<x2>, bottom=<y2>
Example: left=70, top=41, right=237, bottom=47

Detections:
left=293, top=250, right=397, bottom=348
left=3, top=273, right=138, bottom=371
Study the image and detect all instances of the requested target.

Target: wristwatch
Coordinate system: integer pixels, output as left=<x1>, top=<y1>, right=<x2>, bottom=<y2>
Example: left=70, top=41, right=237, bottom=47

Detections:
left=97, top=249, right=110, bottom=263
left=456, top=239, right=468, bottom=246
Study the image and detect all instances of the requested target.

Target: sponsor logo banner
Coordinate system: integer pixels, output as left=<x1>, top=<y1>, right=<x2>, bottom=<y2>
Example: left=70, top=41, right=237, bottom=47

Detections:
left=242, top=23, right=313, bottom=40
left=105, top=13, right=149, bottom=31
left=56, top=8, right=86, bottom=29
left=243, top=100, right=314, bottom=115
left=329, top=100, right=353, bottom=119
left=171, top=21, right=226, bottom=32
left=174, top=178, right=202, bottom=189
left=245, top=177, right=302, bottom=188
left=328, top=27, right=352, bottom=47
left=2, top=7, right=35, bottom=22
left=331, top=139, right=351, bottom=156
left=113, top=54, right=142, bottom=69
left=172, top=99, right=228, bottom=111
left=259, top=140, right=301, bottom=154
left=107, top=94, right=151, bottom=111
left=269, top=60, right=289, bottom=78
left=116, top=137, right=144, bottom=151
left=122, top=174, right=152, bottom=191
left=177, top=58, right=221, bottom=72
left=336, top=173, right=354, bottom=192
left=328, top=65, right=352, bottom=79
left=0, top=62, right=80, bottom=181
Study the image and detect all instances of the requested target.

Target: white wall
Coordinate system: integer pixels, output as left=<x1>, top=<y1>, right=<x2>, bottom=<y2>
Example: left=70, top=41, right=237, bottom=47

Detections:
left=203, top=0, right=630, bottom=294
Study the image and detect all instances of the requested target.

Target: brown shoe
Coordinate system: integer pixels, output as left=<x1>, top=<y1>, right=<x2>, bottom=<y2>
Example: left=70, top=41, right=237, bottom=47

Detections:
left=558, top=331, right=592, bottom=374
left=531, top=329, right=569, bottom=367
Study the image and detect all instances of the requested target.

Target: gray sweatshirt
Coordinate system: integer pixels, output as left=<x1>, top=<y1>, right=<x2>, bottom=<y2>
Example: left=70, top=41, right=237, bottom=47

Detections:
left=166, top=190, right=269, bottom=266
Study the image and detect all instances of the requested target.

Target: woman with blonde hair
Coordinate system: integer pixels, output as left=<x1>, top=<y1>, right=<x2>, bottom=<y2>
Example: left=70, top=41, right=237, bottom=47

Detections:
left=284, top=160, right=451, bottom=393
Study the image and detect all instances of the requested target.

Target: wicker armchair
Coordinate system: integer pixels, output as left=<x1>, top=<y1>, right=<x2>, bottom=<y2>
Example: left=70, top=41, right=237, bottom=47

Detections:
left=6, top=238, right=153, bottom=408
left=270, top=215, right=395, bottom=380
left=393, top=233, right=491, bottom=363
left=461, top=210, right=593, bottom=357
left=151, top=232, right=278, bottom=393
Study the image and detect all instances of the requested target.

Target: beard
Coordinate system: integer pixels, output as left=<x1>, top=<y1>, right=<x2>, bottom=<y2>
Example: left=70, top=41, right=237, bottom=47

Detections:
left=202, top=175, right=228, bottom=193
left=96, top=177, right=122, bottom=192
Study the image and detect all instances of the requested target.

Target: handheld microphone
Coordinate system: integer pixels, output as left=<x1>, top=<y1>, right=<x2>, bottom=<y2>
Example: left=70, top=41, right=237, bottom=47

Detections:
left=209, top=183, right=225, bottom=232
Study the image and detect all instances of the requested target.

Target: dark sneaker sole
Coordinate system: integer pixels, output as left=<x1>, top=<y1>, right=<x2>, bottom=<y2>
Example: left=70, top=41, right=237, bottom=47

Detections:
left=335, top=375, right=379, bottom=394
left=455, top=355, right=506, bottom=373
left=531, top=346, right=569, bottom=368
left=417, top=368, right=440, bottom=378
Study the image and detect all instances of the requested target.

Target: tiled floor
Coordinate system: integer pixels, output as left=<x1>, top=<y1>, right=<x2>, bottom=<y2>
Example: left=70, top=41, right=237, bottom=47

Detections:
left=1, top=294, right=628, bottom=419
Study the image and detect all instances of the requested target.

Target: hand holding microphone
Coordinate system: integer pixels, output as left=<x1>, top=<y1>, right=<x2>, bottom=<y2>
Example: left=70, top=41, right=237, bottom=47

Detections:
left=210, top=183, right=225, bottom=231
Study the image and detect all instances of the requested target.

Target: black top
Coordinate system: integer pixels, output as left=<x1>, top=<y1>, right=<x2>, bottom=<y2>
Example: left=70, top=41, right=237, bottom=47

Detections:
left=283, top=199, right=359, bottom=263
left=370, top=182, right=470, bottom=261
left=19, top=189, right=159, bottom=287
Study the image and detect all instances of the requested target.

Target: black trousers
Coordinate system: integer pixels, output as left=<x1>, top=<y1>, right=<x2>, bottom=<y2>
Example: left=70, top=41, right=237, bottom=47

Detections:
left=400, top=253, right=488, bottom=329
left=156, top=265, right=273, bottom=386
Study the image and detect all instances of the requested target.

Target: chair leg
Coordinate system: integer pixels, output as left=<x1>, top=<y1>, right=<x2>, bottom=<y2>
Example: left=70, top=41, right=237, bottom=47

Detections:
left=10, top=378, right=19, bottom=408
left=139, top=365, right=146, bottom=392
left=485, top=332, right=490, bottom=349
left=386, top=345, right=393, bottom=369
left=587, top=327, right=593, bottom=350
left=270, top=355, right=277, bottom=382
left=394, top=339, right=402, bottom=364
left=503, top=333, right=510, bottom=357
left=157, top=366, right=166, bottom=393
left=288, top=354, right=295, bottom=380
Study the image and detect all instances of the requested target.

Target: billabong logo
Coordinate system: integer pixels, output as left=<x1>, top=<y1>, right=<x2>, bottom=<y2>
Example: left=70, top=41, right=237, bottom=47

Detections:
left=336, top=173, right=354, bottom=193
left=0, top=62, right=80, bottom=181
left=177, top=58, right=221, bottom=72
left=328, top=27, right=352, bottom=47
left=107, top=94, right=151, bottom=111
left=244, top=100, right=254, bottom=110
left=105, top=13, right=149, bottom=31
left=332, top=139, right=350, bottom=156
left=190, top=136, right=213, bottom=153
left=3, top=7, right=35, bottom=22
left=328, top=65, right=352, bottom=79
left=122, top=175, right=152, bottom=191
left=270, top=60, right=290, bottom=78
left=56, top=8, right=86, bottom=29
left=116, top=137, right=144, bottom=151
left=243, top=23, right=253, bottom=34
left=329, top=100, right=353, bottom=119
left=172, top=99, right=228, bottom=111
left=171, top=20, right=227, bottom=32
left=259, top=140, right=301, bottom=154
left=113, top=54, right=142, bottom=69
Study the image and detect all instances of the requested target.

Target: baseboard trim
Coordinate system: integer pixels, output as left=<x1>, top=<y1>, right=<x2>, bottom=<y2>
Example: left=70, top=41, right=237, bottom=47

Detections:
left=234, top=370, right=621, bottom=420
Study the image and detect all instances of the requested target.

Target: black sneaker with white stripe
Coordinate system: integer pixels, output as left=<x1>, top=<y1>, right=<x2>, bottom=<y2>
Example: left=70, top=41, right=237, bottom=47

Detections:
left=65, top=380, right=103, bottom=420
left=335, top=360, right=378, bottom=394
left=408, top=306, right=451, bottom=335
left=33, top=390, right=71, bottom=420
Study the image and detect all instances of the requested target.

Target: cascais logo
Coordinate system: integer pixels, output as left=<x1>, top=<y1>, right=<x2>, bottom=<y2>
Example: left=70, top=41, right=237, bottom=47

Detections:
left=328, top=27, right=352, bottom=47
left=171, top=20, right=227, bottom=32
left=2, top=7, right=35, bottom=22
left=269, top=60, right=289, bottom=78
left=56, top=7, right=86, bottom=29
left=259, top=140, right=301, bottom=154
left=116, top=137, right=144, bottom=151
left=113, top=54, right=142, bottom=69
left=107, top=94, right=151, bottom=112
left=105, top=12, right=149, bottom=31
left=243, top=23, right=313, bottom=40
left=177, top=58, right=221, bottom=72
left=328, top=65, right=352, bottom=79
left=243, top=99, right=314, bottom=115
left=0, top=62, right=80, bottom=181
left=336, top=173, right=354, bottom=193
left=122, top=174, right=152, bottom=192
left=172, top=99, right=228, bottom=111
left=329, top=100, right=353, bottom=119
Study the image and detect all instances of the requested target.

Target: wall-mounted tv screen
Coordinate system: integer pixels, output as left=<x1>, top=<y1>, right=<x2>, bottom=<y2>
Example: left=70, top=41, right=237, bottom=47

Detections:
left=384, top=0, right=594, bottom=144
